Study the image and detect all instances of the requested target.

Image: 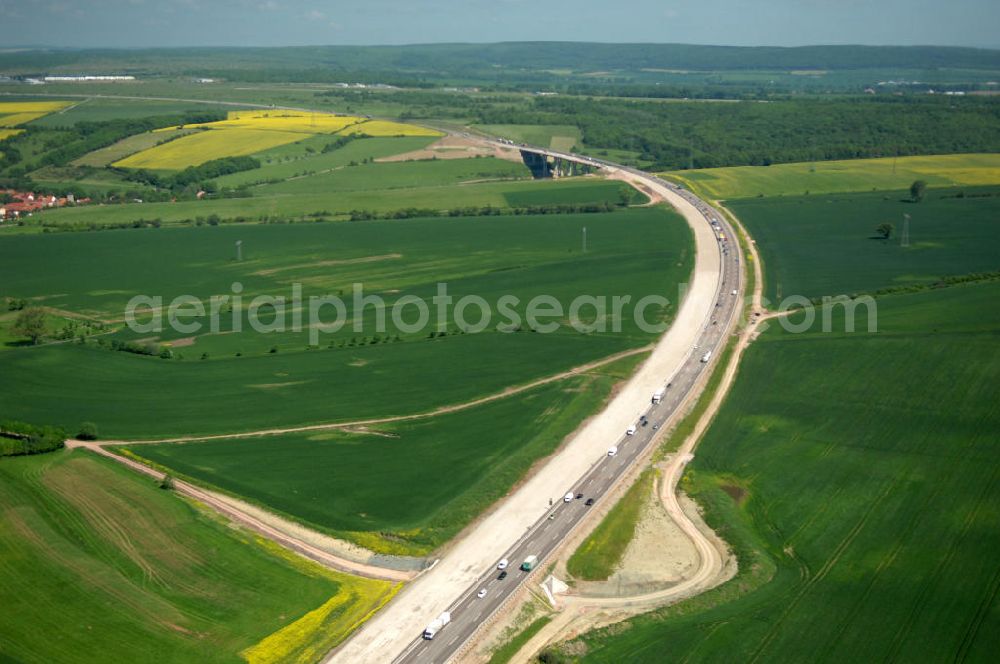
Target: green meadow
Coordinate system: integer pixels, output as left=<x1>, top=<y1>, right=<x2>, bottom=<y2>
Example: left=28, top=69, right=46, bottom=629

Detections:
left=0, top=449, right=397, bottom=663
left=665, top=153, right=1000, bottom=199
left=25, top=176, right=629, bottom=229
left=122, top=354, right=647, bottom=555
left=255, top=156, right=530, bottom=195
left=0, top=206, right=692, bottom=438
left=212, top=135, right=439, bottom=188
left=728, top=185, right=1000, bottom=302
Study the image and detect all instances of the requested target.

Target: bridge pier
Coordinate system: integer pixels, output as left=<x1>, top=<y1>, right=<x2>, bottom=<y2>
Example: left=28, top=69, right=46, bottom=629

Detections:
left=520, top=150, right=551, bottom=178
left=519, top=150, right=597, bottom=179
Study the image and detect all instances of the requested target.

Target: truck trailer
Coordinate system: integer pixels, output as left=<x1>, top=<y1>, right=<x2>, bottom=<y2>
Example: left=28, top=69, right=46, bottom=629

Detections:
left=423, top=611, right=451, bottom=640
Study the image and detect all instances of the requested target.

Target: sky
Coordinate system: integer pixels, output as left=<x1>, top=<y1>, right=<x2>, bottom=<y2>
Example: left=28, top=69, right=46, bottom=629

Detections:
left=1, top=0, right=998, bottom=49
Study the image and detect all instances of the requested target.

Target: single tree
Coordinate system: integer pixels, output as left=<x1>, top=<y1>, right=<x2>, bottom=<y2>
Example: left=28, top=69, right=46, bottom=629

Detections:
left=11, top=307, right=47, bottom=344
left=618, top=185, right=635, bottom=207
left=77, top=422, right=99, bottom=441
left=876, top=222, right=894, bottom=239
left=159, top=474, right=175, bottom=490
left=910, top=180, right=927, bottom=202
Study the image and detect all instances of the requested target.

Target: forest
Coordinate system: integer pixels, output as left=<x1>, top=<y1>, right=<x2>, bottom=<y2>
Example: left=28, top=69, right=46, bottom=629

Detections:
left=476, top=95, right=1000, bottom=169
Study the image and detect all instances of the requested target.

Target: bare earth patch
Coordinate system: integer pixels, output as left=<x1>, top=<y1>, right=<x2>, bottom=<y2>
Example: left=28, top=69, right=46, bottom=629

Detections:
left=571, top=472, right=699, bottom=598
left=377, top=135, right=524, bottom=163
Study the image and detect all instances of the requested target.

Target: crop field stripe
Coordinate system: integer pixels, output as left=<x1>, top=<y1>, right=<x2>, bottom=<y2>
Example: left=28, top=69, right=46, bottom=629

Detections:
left=664, top=154, right=1000, bottom=199
left=816, top=465, right=947, bottom=658
left=0, top=206, right=689, bottom=437
left=107, top=343, right=653, bottom=444
left=122, top=352, right=654, bottom=555
left=0, top=450, right=400, bottom=661
left=113, top=128, right=310, bottom=169
left=923, top=461, right=1000, bottom=664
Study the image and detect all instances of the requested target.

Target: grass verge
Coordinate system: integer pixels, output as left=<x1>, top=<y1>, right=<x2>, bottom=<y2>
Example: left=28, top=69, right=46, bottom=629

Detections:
left=567, top=469, right=655, bottom=581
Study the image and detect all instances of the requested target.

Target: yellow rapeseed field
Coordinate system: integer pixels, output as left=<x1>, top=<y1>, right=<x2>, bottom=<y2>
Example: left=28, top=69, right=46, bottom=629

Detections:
left=113, top=128, right=308, bottom=169
left=121, top=110, right=439, bottom=169
left=0, top=112, right=48, bottom=127
left=239, top=537, right=400, bottom=664
left=241, top=584, right=400, bottom=664
left=0, top=101, right=72, bottom=128
left=340, top=119, right=443, bottom=137
left=0, top=101, right=72, bottom=113
left=0, top=128, right=24, bottom=140
left=155, top=109, right=365, bottom=135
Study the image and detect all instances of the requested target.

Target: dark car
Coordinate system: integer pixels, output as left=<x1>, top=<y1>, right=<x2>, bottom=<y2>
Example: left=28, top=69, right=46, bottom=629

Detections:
left=585, top=498, right=595, bottom=506
left=575, top=493, right=584, bottom=499
left=498, top=570, right=508, bottom=580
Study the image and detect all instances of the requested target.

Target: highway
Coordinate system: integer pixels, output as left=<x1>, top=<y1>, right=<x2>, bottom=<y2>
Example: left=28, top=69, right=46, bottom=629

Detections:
left=391, top=142, right=742, bottom=664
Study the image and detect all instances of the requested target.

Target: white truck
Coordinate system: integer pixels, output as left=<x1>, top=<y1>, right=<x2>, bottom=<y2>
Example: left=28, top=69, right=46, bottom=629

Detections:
left=652, top=388, right=665, bottom=404
left=701, top=351, right=712, bottom=363
left=423, top=611, right=451, bottom=640
left=521, top=555, right=539, bottom=571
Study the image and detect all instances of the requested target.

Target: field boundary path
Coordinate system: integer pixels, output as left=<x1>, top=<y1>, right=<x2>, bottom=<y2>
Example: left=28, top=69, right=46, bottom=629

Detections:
left=66, top=439, right=415, bottom=581
left=90, top=345, right=654, bottom=445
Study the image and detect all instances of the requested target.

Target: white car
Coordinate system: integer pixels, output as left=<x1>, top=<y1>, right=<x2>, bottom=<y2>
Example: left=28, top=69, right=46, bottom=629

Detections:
left=608, top=446, right=618, bottom=457
left=564, top=492, right=574, bottom=502
left=477, top=588, right=487, bottom=599
left=626, top=425, right=636, bottom=435
left=497, top=558, right=508, bottom=570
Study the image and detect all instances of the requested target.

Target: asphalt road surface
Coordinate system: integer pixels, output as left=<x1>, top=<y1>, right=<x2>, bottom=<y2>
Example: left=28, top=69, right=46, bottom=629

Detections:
left=393, top=146, right=741, bottom=664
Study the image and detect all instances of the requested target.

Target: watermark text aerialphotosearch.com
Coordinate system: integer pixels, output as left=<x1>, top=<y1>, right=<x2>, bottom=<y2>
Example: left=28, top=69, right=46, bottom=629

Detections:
left=125, top=281, right=876, bottom=345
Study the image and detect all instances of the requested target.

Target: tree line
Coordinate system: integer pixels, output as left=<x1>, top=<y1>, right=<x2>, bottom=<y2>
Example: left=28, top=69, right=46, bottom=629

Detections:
left=476, top=96, right=1000, bottom=171
left=0, top=420, right=67, bottom=456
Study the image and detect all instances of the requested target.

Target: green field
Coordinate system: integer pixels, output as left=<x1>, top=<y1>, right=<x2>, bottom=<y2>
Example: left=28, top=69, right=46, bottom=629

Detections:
left=728, top=186, right=1000, bottom=302
left=121, top=354, right=647, bottom=555
left=213, top=135, right=438, bottom=188
left=666, top=153, right=1000, bottom=200
left=256, top=156, right=529, bottom=195
left=24, top=177, right=630, bottom=229
left=0, top=449, right=398, bottom=663
left=29, top=97, right=247, bottom=126
left=488, top=616, right=553, bottom=664
left=574, top=280, right=1000, bottom=662
left=0, top=206, right=692, bottom=438
left=474, top=124, right=582, bottom=152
